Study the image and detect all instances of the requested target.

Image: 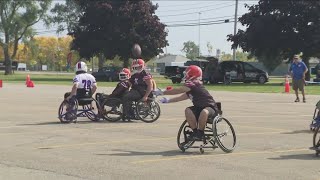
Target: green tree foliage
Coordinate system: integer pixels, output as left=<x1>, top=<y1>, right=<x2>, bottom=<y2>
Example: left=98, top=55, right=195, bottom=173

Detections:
left=0, top=0, right=52, bottom=75
left=52, top=0, right=168, bottom=68
left=228, top=0, right=320, bottom=79
left=221, top=51, right=256, bottom=62
left=50, top=0, right=81, bottom=33
left=181, top=41, right=199, bottom=60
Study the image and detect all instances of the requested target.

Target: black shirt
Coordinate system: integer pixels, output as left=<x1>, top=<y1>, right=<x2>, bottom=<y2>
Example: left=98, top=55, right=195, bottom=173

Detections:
left=110, top=81, right=131, bottom=98
left=185, top=80, right=216, bottom=108
left=129, top=70, right=152, bottom=95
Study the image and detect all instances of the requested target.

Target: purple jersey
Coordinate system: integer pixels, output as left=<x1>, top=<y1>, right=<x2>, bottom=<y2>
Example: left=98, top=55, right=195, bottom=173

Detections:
left=185, top=81, right=216, bottom=108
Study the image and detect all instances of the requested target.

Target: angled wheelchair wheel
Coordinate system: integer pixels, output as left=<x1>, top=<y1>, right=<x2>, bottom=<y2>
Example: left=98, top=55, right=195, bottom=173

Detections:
left=313, top=126, right=320, bottom=150
left=177, top=120, right=195, bottom=152
left=101, top=98, right=123, bottom=122
left=212, top=116, right=236, bottom=153
left=136, top=100, right=161, bottom=123
left=82, top=99, right=101, bottom=122
left=58, top=99, right=78, bottom=123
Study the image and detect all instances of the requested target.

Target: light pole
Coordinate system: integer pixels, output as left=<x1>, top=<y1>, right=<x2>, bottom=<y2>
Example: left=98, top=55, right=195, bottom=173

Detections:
left=233, top=0, right=238, bottom=61
left=198, top=12, right=201, bottom=58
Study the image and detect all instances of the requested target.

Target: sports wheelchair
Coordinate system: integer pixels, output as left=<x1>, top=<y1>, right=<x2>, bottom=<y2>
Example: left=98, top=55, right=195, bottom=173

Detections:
left=310, top=100, right=320, bottom=156
left=58, top=89, right=102, bottom=123
left=177, top=102, right=236, bottom=154
left=97, top=93, right=161, bottom=123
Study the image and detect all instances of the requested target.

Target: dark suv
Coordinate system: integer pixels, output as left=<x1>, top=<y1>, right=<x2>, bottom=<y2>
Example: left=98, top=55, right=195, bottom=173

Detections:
left=92, top=66, right=122, bottom=82
left=203, top=61, right=269, bottom=84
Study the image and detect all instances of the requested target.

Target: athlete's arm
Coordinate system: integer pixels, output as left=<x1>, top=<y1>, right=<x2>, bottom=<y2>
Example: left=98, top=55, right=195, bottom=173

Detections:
left=166, top=93, right=189, bottom=103
left=163, top=86, right=190, bottom=95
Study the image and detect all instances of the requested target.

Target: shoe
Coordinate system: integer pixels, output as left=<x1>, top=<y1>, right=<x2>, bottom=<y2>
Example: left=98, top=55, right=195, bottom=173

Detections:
left=303, top=98, right=306, bottom=103
left=189, top=130, right=204, bottom=141
left=294, top=98, right=300, bottom=102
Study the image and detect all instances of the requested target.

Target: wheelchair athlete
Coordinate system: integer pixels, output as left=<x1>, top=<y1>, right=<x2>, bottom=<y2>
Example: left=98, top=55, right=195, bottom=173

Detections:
left=96, top=68, right=131, bottom=105
left=155, top=65, right=218, bottom=140
left=64, top=61, right=97, bottom=120
left=122, top=59, right=153, bottom=120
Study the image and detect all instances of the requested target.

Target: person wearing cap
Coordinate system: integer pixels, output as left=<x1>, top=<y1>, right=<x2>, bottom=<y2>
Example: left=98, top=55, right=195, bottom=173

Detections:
left=289, top=55, right=308, bottom=103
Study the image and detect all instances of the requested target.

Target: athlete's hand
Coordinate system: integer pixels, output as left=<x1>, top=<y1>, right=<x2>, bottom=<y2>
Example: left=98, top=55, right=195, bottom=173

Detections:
left=153, top=88, right=164, bottom=96
left=159, top=97, right=170, bottom=103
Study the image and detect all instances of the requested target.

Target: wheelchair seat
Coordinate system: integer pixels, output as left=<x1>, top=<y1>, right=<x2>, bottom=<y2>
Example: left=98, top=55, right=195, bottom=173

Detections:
left=76, top=88, right=93, bottom=106
left=207, top=102, right=222, bottom=124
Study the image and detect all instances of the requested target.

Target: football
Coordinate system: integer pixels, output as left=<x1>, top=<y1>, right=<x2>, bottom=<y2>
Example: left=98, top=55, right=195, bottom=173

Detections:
left=132, top=43, right=141, bottom=58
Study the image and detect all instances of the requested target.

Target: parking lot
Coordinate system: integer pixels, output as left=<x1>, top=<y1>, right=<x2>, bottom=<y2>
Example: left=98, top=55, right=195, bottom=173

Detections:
left=0, top=83, right=319, bottom=180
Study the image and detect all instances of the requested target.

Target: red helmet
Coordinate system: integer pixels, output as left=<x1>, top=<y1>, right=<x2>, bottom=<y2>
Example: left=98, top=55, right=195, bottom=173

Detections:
left=119, top=68, right=131, bottom=80
left=131, top=59, right=145, bottom=73
left=183, top=65, right=202, bottom=81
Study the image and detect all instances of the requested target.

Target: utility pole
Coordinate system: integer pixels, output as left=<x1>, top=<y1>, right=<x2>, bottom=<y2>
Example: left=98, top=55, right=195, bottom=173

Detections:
left=233, top=0, right=238, bottom=61
left=198, top=12, right=201, bottom=58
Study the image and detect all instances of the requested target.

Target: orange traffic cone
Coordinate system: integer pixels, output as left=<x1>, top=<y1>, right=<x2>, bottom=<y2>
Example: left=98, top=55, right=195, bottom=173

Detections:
left=0, top=80, right=2, bottom=88
left=285, top=75, right=290, bottom=93
left=27, top=80, right=34, bottom=88
left=25, top=74, right=30, bottom=85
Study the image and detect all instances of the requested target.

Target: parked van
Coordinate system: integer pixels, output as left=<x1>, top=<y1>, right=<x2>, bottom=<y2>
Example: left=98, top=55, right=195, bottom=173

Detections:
left=203, top=61, right=269, bottom=84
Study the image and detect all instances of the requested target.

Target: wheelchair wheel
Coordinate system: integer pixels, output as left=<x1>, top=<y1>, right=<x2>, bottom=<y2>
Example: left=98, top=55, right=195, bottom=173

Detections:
left=177, top=120, right=195, bottom=152
left=83, top=99, right=101, bottom=121
left=58, top=100, right=78, bottom=123
left=101, top=98, right=123, bottom=122
left=313, top=126, right=320, bottom=150
left=136, top=100, right=161, bottom=123
left=212, top=116, right=236, bottom=153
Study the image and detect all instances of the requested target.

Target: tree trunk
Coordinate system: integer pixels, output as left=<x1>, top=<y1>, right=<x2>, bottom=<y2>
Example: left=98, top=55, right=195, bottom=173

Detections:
left=98, top=53, right=104, bottom=69
left=3, top=39, right=12, bottom=75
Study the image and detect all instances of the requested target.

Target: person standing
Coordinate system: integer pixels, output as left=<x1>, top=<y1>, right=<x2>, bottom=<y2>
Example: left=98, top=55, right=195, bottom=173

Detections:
left=289, top=55, right=308, bottom=103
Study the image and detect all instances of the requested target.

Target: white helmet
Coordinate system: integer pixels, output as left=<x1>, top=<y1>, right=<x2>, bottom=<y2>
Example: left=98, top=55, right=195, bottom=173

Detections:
left=75, top=61, right=88, bottom=73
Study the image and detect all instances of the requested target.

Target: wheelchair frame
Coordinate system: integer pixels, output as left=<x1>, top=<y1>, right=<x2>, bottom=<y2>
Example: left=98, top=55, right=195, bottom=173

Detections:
left=311, top=100, right=320, bottom=156
left=177, top=103, right=236, bottom=154
left=100, top=96, right=161, bottom=123
left=58, top=93, right=102, bottom=123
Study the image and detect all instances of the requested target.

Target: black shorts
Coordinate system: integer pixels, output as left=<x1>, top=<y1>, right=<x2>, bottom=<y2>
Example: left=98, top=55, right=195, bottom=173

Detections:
left=187, top=106, right=216, bottom=121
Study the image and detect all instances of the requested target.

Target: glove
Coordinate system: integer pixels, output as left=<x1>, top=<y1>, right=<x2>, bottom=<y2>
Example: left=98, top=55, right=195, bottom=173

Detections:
left=153, top=88, right=164, bottom=96
left=159, top=97, right=170, bottom=103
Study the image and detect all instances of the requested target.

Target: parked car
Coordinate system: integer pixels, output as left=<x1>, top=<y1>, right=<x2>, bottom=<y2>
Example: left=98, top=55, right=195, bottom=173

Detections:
left=164, top=66, right=187, bottom=83
left=203, top=61, right=269, bottom=84
left=164, top=60, right=209, bottom=84
left=92, top=66, right=122, bottom=82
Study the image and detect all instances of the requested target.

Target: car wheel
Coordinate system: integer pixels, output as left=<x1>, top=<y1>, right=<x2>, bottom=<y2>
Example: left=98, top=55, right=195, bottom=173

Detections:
left=258, top=75, right=267, bottom=84
left=176, top=79, right=182, bottom=84
left=172, top=79, right=177, bottom=84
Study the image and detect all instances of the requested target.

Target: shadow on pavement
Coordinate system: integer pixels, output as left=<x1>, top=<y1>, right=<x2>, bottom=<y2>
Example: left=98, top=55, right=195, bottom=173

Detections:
left=96, top=149, right=195, bottom=157
left=281, top=129, right=313, bottom=134
left=268, top=153, right=319, bottom=161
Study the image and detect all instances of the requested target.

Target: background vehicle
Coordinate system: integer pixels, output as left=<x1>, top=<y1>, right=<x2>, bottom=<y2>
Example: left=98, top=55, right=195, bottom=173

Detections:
left=164, top=60, right=209, bottom=84
left=164, top=66, right=187, bottom=84
left=203, top=61, right=269, bottom=84
left=92, top=66, right=121, bottom=82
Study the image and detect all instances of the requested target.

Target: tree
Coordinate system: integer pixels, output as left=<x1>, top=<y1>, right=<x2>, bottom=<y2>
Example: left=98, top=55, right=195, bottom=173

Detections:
left=0, top=0, right=52, bottom=74
left=181, top=41, right=199, bottom=60
left=52, top=0, right=168, bottom=68
left=228, top=0, right=320, bottom=79
left=50, top=0, right=81, bottom=33
left=220, top=51, right=256, bottom=62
